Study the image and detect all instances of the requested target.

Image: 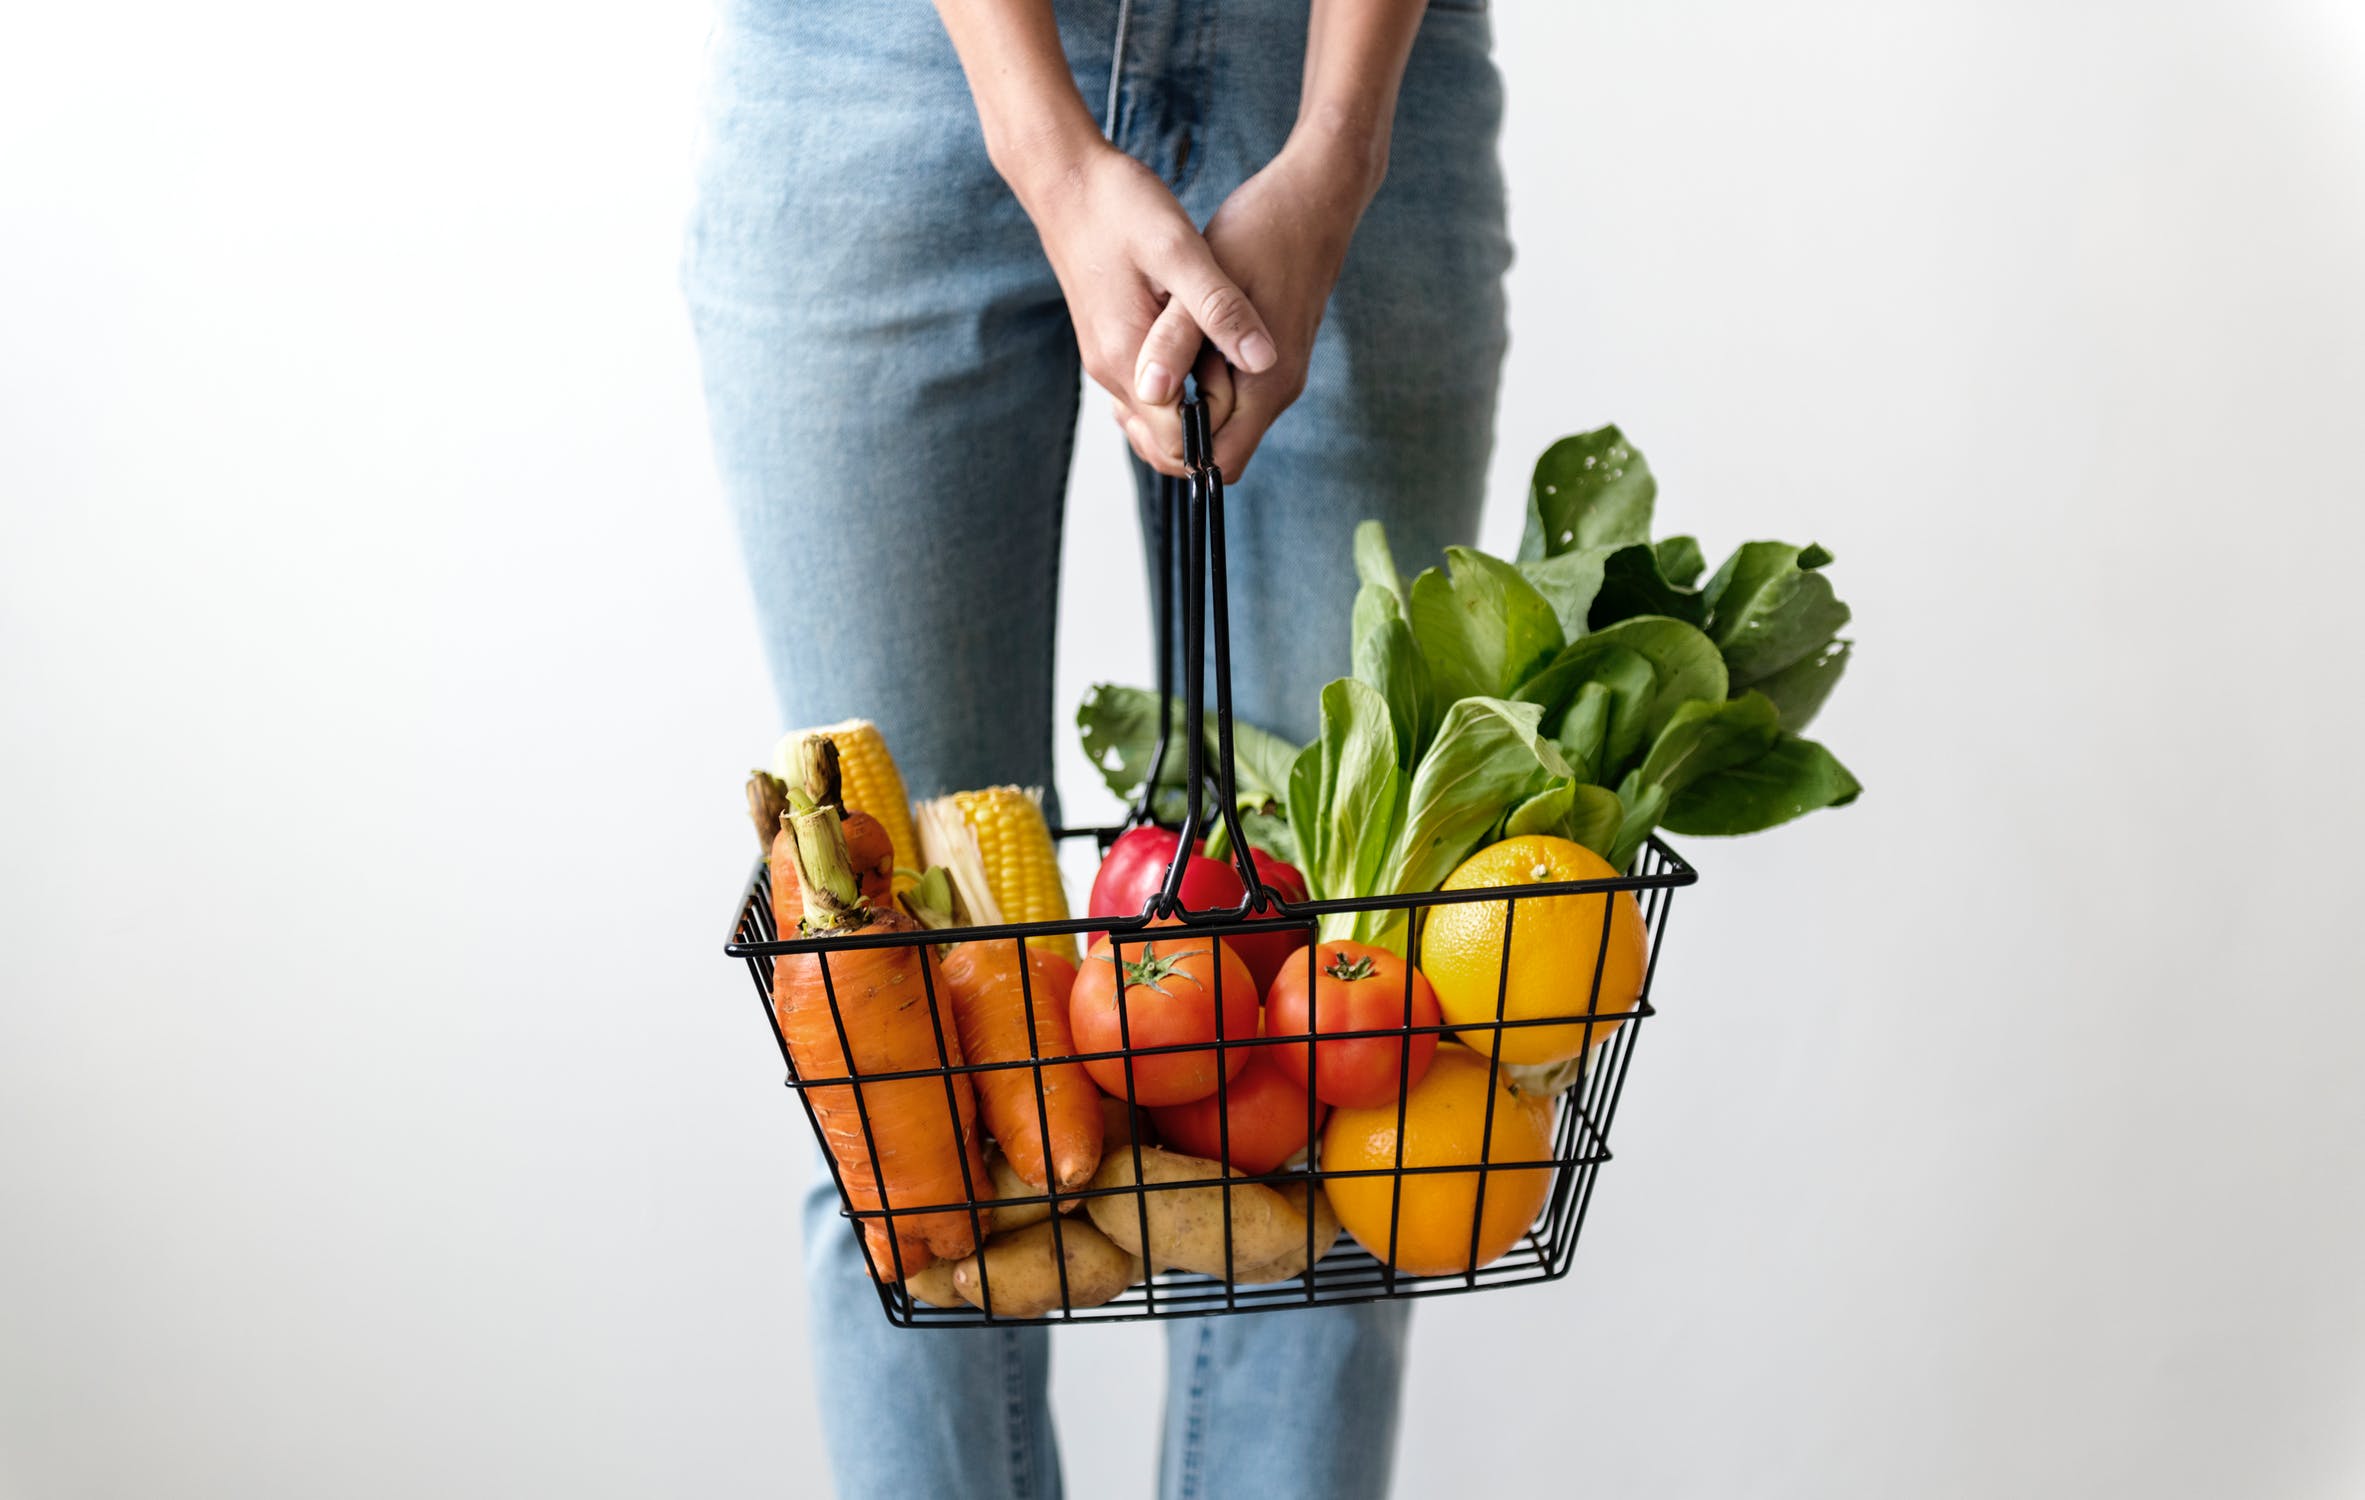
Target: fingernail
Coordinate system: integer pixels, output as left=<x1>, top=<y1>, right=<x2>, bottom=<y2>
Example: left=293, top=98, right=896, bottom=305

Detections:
left=1239, top=332, right=1276, bottom=372
left=1137, top=362, right=1175, bottom=403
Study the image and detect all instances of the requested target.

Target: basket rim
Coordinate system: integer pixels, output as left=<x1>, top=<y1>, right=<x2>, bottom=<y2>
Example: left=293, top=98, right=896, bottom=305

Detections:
left=725, top=830, right=1697, bottom=959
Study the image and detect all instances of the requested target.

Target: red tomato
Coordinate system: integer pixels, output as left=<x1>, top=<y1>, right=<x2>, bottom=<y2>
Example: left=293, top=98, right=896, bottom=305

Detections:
left=1070, top=925, right=1260, bottom=1106
left=1150, top=1038, right=1327, bottom=1175
left=1263, top=940, right=1442, bottom=1109
left=1226, top=850, right=1312, bottom=996
left=1087, top=827, right=1243, bottom=939
left=1247, top=849, right=1310, bottom=906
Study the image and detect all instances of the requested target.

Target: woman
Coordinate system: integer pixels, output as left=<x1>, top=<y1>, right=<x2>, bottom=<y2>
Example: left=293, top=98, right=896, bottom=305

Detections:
left=684, top=1, right=1509, bottom=1495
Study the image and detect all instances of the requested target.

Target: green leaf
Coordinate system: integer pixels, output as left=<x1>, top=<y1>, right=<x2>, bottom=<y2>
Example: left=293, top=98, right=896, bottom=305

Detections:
left=1518, top=617, right=1728, bottom=781
left=1076, top=683, right=1187, bottom=820
left=1408, top=548, right=1565, bottom=705
left=1238, top=806, right=1300, bottom=867
left=1315, top=678, right=1405, bottom=910
left=1663, top=734, right=1863, bottom=836
left=1702, top=541, right=1852, bottom=688
left=1526, top=644, right=1655, bottom=783
left=1354, top=520, right=1406, bottom=610
left=1629, top=692, right=1782, bottom=798
left=1351, top=582, right=1432, bottom=766
left=1369, top=698, right=1573, bottom=929
left=1655, top=535, right=1706, bottom=589
left=1286, top=739, right=1325, bottom=894
left=1500, top=779, right=1624, bottom=864
left=1503, top=781, right=1575, bottom=840
left=1517, top=547, right=1616, bottom=642
left=1610, top=692, right=1782, bottom=867
left=1564, top=784, right=1626, bottom=862
left=1553, top=678, right=1618, bottom=785
left=1518, top=427, right=1655, bottom=560
left=1589, top=543, right=1707, bottom=630
left=1076, top=683, right=1298, bottom=825
left=1227, top=715, right=1301, bottom=810
left=1752, top=638, right=1851, bottom=732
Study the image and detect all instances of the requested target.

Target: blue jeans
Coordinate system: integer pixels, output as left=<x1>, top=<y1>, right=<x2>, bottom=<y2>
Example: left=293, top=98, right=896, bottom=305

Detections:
left=685, top=1, right=1508, bottom=1495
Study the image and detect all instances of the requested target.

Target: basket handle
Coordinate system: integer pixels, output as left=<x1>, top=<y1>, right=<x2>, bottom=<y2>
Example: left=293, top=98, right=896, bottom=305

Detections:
left=1130, top=391, right=1273, bottom=917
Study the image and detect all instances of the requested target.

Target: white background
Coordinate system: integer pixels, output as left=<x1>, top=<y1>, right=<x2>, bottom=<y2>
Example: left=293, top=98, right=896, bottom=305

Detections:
left=5, top=2, right=2363, bottom=1496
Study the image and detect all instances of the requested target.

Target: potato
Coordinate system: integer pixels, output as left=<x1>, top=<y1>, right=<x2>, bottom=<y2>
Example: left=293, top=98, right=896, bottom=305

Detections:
left=984, top=1151, right=1053, bottom=1236
left=905, top=1260, right=964, bottom=1309
left=1227, top=1182, right=1341, bottom=1285
left=1084, top=1145, right=1326, bottom=1277
left=951, top=1219, right=1141, bottom=1317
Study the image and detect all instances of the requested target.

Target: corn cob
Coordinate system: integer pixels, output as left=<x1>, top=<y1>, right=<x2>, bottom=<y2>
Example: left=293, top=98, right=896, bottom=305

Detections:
left=775, top=719, right=918, bottom=889
left=916, top=787, right=1075, bottom=959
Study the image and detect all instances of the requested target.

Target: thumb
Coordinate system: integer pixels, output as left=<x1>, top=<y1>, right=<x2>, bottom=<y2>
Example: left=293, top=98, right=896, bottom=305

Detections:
left=1133, top=297, right=1201, bottom=407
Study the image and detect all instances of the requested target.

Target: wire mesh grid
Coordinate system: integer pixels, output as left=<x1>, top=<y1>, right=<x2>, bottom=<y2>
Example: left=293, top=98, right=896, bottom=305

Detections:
left=724, top=832, right=1692, bottom=1328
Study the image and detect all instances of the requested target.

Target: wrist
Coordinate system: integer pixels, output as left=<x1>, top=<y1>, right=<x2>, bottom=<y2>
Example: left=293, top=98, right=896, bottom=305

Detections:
left=984, top=104, right=1113, bottom=214
left=1285, top=98, right=1392, bottom=206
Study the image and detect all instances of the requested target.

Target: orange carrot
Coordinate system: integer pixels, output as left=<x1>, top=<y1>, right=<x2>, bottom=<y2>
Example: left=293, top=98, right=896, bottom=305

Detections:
left=934, top=937, right=1105, bottom=1192
left=903, top=808, right=1103, bottom=1191
left=769, top=758, right=989, bottom=1279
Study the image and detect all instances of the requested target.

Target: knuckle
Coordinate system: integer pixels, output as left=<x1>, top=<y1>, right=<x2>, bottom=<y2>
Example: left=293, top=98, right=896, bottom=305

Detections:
left=1196, top=285, right=1249, bottom=333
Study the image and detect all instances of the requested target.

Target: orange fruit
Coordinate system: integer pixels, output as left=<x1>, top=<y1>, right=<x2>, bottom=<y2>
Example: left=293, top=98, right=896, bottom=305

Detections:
left=1419, top=835, right=1648, bottom=1065
left=1321, top=1047, right=1556, bottom=1275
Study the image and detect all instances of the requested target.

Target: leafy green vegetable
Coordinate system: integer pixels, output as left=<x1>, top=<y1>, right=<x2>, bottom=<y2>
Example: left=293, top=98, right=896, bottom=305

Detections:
left=1589, top=542, right=1708, bottom=630
left=1078, top=419, right=1861, bottom=911
left=1563, top=784, right=1626, bottom=860
left=1521, top=618, right=1727, bottom=748
left=1663, top=733, right=1861, bottom=835
left=1408, top=548, right=1564, bottom=705
left=1313, top=678, right=1405, bottom=915
left=1516, top=547, right=1614, bottom=642
left=1654, top=535, right=1706, bottom=589
left=1750, top=638, right=1851, bottom=732
left=1608, top=692, right=1782, bottom=866
left=1519, top=427, right=1655, bottom=561
left=1286, top=739, right=1325, bottom=886
left=1351, top=581, right=1432, bottom=767
left=1502, top=779, right=1624, bottom=861
left=1354, top=520, right=1408, bottom=611
left=1504, top=781, right=1576, bottom=840
left=1551, top=667, right=1627, bottom=776
left=1076, top=684, right=1296, bottom=825
left=1359, top=697, right=1573, bottom=938
left=1702, top=541, right=1851, bottom=689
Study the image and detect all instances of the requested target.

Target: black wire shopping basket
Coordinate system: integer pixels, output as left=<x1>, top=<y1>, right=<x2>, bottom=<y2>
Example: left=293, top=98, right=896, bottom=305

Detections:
left=725, top=398, right=1697, bottom=1327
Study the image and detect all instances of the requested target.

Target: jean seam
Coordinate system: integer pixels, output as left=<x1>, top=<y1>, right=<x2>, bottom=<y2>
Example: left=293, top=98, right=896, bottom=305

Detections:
left=1002, top=1332, right=1034, bottom=1500
left=1177, top=1321, right=1214, bottom=1500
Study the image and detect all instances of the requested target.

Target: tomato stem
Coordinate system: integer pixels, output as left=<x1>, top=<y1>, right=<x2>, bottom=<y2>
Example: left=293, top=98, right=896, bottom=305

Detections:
left=1089, top=939, right=1211, bottom=996
left=1322, top=950, right=1379, bottom=983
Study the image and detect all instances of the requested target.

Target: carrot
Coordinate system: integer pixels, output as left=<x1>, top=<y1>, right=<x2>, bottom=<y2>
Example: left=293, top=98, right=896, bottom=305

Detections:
left=769, top=752, right=990, bottom=1279
left=902, top=822, right=1104, bottom=1193
left=934, top=936, right=1104, bottom=1192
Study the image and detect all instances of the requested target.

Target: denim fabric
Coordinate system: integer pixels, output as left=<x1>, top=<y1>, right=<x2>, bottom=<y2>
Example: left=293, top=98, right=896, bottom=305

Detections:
left=686, top=2, right=1506, bottom=1495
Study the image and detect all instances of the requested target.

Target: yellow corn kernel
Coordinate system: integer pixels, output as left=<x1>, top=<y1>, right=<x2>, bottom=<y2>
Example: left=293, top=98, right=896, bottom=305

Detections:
left=775, top=719, right=918, bottom=888
left=937, top=786, right=1074, bottom=960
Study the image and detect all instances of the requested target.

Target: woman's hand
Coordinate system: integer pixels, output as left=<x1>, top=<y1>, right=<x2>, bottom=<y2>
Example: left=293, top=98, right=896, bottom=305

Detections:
left=1136, top=127, right=1386, bottom=481
left=1011, top=141, right=1279, bottom=476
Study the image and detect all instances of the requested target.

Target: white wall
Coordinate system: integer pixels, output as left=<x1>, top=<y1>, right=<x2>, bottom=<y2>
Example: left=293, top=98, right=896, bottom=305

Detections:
left=5, top=2, right=2362, bottom=1497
